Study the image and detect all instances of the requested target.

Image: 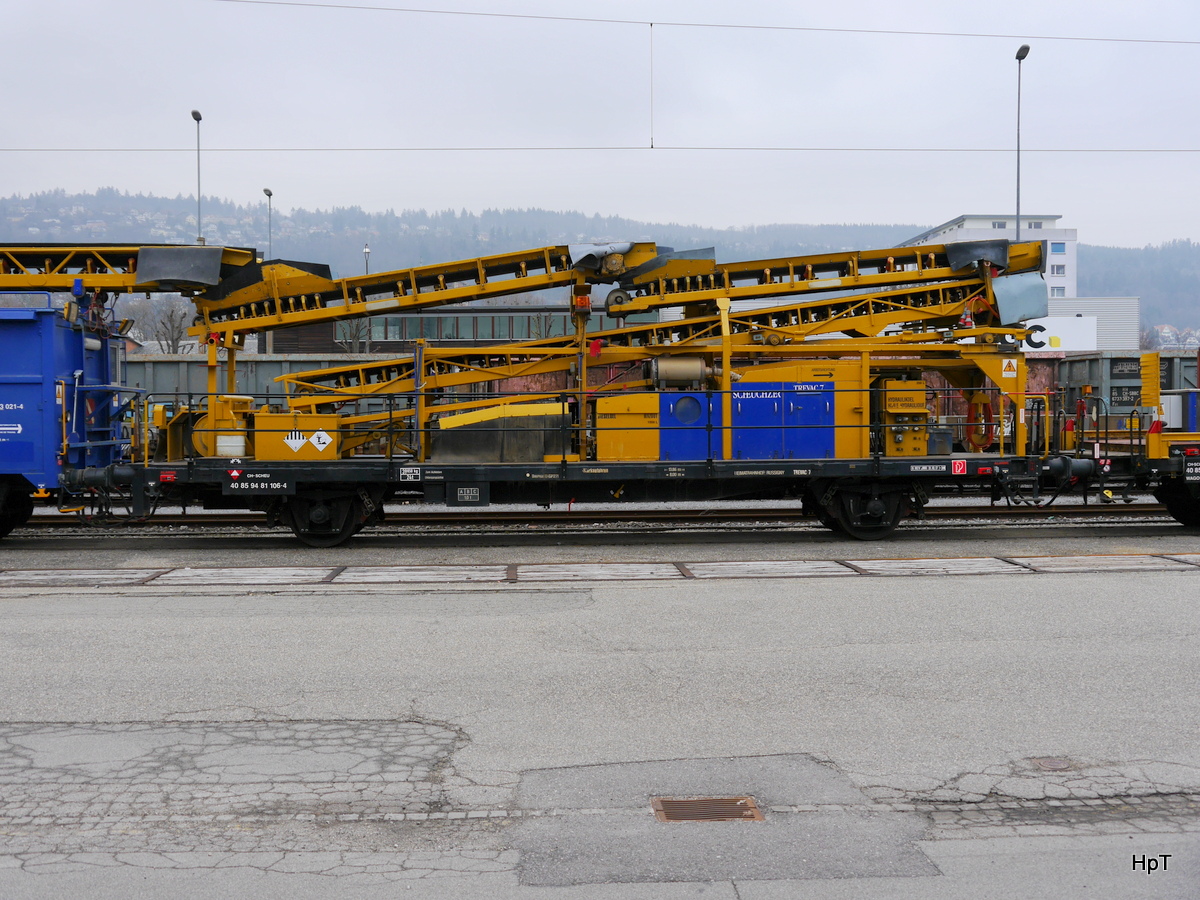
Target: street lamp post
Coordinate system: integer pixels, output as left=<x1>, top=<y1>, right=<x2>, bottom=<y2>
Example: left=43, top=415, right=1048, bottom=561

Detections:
left=263, top=188, right=273, bottom=259
left=191, top=110, right=204, bottom=244
left=1015, top=44, right=1030, bottom=242
left=363, top=243, right=371, bottom=275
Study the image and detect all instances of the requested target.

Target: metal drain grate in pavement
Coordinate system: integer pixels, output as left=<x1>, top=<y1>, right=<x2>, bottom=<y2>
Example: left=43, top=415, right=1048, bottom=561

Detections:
left=651, top=796, right=764, bottom=822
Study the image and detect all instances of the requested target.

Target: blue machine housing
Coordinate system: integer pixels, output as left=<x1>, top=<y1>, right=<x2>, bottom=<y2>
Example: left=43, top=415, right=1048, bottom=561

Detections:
left=658, top=384, right=836, bottom=461
left=0, top=297, right=126, bottom=492
left=659, top=392, right=722, bottom=461
left=732, top=382, right=835, bottom=460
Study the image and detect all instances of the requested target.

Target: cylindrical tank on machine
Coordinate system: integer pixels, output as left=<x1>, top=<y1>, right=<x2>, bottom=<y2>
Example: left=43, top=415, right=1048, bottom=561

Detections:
left=646, top=357, right=717, bottom=389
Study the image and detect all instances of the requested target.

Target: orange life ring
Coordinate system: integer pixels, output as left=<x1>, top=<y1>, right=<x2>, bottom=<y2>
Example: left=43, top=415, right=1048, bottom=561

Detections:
left=964, top=393, right=995, bottom=450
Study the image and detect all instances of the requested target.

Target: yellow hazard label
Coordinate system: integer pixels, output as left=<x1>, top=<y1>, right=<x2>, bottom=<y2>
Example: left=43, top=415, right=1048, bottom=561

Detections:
left=1001, top=360, right=1018, bottom=378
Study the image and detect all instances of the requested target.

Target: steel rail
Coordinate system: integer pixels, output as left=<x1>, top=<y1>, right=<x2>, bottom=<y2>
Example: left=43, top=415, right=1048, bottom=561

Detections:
left=22, top=503, right=1172, bottom=531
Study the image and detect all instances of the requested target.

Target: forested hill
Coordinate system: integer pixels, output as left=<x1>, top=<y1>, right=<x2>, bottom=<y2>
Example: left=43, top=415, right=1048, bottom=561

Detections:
left=1078, top=241, right=1200, bottom=330
left=0, top=188, right=921, bottom=268
left=2, top=189, right=1197, bottom=328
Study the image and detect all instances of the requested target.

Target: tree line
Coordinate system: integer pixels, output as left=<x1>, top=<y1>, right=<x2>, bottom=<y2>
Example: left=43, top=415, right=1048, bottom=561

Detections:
left=3, top=189, right=1197, bottom=332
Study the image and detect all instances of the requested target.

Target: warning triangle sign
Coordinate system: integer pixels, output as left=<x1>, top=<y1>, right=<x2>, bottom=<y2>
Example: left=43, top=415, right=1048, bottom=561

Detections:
left=1001, top=359, right=1018, bottom=378
left=283, top=430, right=307, bottom=452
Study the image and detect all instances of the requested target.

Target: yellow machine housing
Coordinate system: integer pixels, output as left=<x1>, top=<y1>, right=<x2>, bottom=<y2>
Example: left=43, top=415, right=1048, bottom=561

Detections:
left=882, top=380, right=930, bottom=457
left=169, top=395, right=256, bottom=459
left=253, top=413, right=342, bottom=461
left=594, top=394, right=660, bottom=461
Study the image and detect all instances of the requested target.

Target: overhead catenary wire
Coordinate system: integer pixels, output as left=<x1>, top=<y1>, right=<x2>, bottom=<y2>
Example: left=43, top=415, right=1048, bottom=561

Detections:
left=209, top=0, right=1200, bottom=47
left=6, top=4, right=1197, bottom=162
left=5, top=146, right=1200, bottom=153
left=8, top=3, right=1196, bottom=155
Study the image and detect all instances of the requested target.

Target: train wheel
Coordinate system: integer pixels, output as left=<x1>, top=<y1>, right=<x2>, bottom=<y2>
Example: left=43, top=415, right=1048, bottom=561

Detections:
left=0, top=489, right=34, bottom=539
left=803, top=489, right=843, bottom=533
left=1154, top=479, right=1200, bottom=527
left=283, top=494, right=363, bottom=547
left=818, top=511, right=844, bottom=533
left=832, top=489, right=907, bottom=540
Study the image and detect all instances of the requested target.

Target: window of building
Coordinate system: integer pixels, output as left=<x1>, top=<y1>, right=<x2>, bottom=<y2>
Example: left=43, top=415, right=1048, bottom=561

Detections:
left=1028, top=221, right=1043, bottom=229
left=1050, top=264, right=1066, bottom=276
left=992, top=221, right=1007, bottom=229
left=1051, top=241, right=1066, bottom=254
left=1050, top=286, right=1066, bottom=297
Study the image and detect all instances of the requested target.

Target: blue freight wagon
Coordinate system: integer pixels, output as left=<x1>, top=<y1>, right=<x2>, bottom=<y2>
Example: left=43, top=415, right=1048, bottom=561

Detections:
left=0, top=293, right=131, bottom=534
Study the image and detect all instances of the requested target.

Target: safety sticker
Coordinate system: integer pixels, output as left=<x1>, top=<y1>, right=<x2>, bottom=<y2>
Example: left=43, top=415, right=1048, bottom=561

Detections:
left=951, top=459, right=968, bottom=475
left=283, top=430, right=307, bottom=452
left=309, top=430, right=333, bottom=452
left=1001, top=359, right=1018, bottom=378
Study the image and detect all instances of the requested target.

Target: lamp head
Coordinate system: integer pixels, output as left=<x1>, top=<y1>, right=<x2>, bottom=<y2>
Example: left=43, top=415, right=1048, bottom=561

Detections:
left=191, top=109, right=202, bottom=122
left=1016, top=44, right=1030, bottom=61
left=263, top=188, right=273, bottom=198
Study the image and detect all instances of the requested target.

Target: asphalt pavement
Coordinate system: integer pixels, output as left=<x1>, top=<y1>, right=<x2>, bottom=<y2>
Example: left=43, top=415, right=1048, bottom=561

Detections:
left=0, top=526, right=1197, bottom=898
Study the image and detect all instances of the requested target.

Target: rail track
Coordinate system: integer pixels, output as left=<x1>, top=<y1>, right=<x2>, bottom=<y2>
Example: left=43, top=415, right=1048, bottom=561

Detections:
left=20, top=502, right=1174, bottom=532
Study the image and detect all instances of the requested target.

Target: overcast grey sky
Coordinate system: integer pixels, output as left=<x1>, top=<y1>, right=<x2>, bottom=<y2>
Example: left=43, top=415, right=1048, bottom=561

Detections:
left=5, top=0, right=1199, bottom=247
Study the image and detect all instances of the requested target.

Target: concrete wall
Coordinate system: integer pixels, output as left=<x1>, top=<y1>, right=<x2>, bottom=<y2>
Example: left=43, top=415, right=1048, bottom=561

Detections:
left=123, top=353, right=403, bottom=401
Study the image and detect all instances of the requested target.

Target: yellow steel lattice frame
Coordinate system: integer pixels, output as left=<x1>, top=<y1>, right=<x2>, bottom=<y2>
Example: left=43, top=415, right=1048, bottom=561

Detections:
left=0, top=244, right=255, bottom=293
left=186, top=240, right=1044, bottom=343
left=278, top=277, right=996, bottom=403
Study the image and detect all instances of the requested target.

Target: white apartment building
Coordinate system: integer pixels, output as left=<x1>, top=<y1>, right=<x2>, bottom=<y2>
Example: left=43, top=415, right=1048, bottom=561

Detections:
left=903, top=214, right=1076, bottom=298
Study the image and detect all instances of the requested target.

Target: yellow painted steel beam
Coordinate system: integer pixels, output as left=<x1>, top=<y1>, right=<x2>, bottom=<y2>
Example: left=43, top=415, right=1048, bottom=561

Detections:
left=0, top=244, right=255, bottom=293
left=275, top=275, right=998, bottom=402
left=606, top=240, right=1045, bottom=315
left=186, top=240, right=1042, bottom=342
left=282, top=324, right=1030, bottom=422
left=188, top=242, right=664, bottom=339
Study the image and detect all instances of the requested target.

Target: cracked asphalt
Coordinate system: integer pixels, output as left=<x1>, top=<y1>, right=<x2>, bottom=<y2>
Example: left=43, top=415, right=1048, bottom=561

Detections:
left=0, top=528, right=1198, bottom=897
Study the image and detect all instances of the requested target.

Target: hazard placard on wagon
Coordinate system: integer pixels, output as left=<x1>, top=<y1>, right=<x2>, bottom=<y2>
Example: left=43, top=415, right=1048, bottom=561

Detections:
left=253, top=414, right=341, bottom=460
